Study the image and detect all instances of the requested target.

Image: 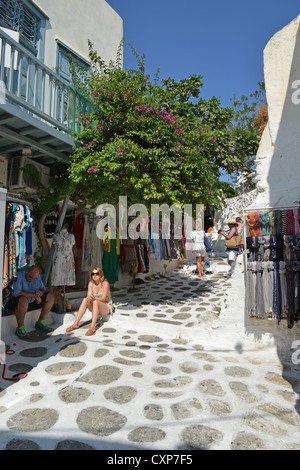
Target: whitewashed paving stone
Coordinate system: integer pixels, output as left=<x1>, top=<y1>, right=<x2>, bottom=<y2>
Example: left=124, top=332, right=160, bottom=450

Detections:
left=58, top=386, right=91, bottom=403
left=59, top=341, right=87, bottom=357
left=156, top=355, right=172, bottom=364
left=154, top=376, right=192, bottom=388
left=55, top=440, right=95, bottom=450
left=229, top=381, right=258, bottom=403
left=128, top=426, right=166, bottom=443
left=30, top=393, right=44, bottom=403
left=138, top=335, right=163, bottom=343
left=45, top=362, right=86, bottom=376
left=245, top=411, right=287, bottom=435
left=7, top=409, right=59, bottom=432
left=76, top=365, right=122, bottom=385
left=113, top=357, right=142, bottom=366
left=178, top=362, right=199, bottom=373
left=224, top=366, right=252, bottom=377
left=208, top=399, right=232, bottom=416
left=104, top=386, right=137, bottom=404
left=119, top=350, right=146, bottom=359
left=6, top=439, right=41, bottom=450
left=180, top=424, right=223, bottom=449
left=197, top=379, right=226, bottom=396
left=151, top=366, right=171, bottom=375
left=94, top=348, right=109, bottom=358
left=256, top=403, right=297, bottom=425
left=171, top=398, right=203, bottom=420
left=192, top=352, right=219, bottom=363
left=231, top=432, right=267, bottom=450
left=265, top=372, right=299, bottom=388
left=143, top=404, right=164, bottom=421
left=77, top=407, right=127, bottom=436
left=20, top=347, right=47, bottom=358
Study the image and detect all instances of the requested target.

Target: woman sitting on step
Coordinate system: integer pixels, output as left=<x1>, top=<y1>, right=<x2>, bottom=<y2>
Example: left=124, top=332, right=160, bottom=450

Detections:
left=66, top=267, right=113, bottom=336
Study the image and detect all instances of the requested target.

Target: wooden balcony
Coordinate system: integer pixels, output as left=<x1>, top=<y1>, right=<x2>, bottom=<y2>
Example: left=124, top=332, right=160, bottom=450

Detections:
left=0, top=28, right=92, bottom=162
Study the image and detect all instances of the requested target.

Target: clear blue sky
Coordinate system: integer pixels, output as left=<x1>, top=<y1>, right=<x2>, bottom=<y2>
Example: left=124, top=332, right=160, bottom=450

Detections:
left=106, top=0, right=300, bottom=107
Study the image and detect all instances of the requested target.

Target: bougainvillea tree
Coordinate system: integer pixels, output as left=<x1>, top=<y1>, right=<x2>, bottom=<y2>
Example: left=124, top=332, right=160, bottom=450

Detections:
left=68, top=42, right=261, bottom=210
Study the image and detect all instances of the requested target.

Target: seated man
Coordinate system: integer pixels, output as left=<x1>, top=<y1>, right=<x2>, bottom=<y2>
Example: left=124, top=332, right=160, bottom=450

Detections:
left=7, top=265, right=55, bottom=339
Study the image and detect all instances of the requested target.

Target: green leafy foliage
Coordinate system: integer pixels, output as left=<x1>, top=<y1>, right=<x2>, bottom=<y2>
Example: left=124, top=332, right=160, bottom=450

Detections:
left=69, top=43, right=261, bottom=210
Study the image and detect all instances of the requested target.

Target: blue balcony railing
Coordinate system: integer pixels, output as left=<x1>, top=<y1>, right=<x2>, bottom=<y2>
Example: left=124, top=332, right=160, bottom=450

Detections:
left=0, top=28, right=92, bottom=135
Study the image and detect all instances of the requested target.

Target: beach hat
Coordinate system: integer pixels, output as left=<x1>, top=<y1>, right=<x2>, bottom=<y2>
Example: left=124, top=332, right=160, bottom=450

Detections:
left=227, top=218, right=238, bottom=225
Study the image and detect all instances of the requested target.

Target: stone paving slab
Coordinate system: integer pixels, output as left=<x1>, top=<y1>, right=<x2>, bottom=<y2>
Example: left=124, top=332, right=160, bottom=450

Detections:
left=0, top=258, right=300, bottom=450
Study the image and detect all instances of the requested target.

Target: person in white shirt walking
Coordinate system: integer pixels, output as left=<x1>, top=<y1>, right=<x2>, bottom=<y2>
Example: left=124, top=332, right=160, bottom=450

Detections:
left=190, top=221, right=206, bottom=277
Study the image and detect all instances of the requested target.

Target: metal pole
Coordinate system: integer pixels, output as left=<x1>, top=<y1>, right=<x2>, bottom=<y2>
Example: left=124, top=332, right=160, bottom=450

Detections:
left=42, top=195, right=70, bottom=285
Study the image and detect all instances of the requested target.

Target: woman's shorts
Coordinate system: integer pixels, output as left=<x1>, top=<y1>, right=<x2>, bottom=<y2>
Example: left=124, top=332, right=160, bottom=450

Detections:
left=195, top=250, right=206, bottom=257
left=227, top=250, right=238, bottom=261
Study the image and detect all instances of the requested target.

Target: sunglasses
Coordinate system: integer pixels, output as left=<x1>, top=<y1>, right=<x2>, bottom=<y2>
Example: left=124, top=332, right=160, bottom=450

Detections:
left=92, top=272, right=100, bottom=276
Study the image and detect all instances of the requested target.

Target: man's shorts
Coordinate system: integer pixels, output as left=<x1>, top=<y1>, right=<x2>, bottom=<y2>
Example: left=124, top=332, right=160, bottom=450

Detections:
left=7, top=292, right=48, bottom=312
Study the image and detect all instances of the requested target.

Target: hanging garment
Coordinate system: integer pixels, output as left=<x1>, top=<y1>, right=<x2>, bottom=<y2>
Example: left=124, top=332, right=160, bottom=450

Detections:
left=120, top=236, right=138, bottom=274
left=293, top=209, right=300, bottom=235
left=268, top=211, right=276, bottom=235
left=264, top=236, right=270, bottom=261
left=2, top=204, right=18, bottom=306
left=292, top=235, right=300, bottom=261
left=255, top=212, right=262, bottom=236
left=276, top=235, right=284, bottom=261
left=251, top=237, right=259, bottom=261
left=255, top=262, right=265, bottom=318
left=247, top=237, right=258, bottom=261
left=246, top=261, right=256, bottom=317
left=275, top=210, right=282, bottom=236
left=260, top=211, right=270, bottom=236
left=25, top=206, right=33, bottom=256
left=272, top=261, right=281, bottom=323
left=247, top=212, right=256, bottom=236
left=262, top=261, right=271, bottom=316
left=279, top=261, right=288, bottom=320
left=268, top=261, right=274, bottom=317
left=73, top=213, right=85, bottom=248
left=51, top=231, right=76, bottom=286
left=257, top=237, right=265, bottom=261
left=286, top=261, right=295, bottom=328
left=281, top=210, right=288, bottom=235
left=283, top=235, right=293, bottom=262
left=294, top=261, right=300, bottom=321
left=102, top=230, right=120, bottom=285
left=269, top=236, right=277, bottom=261
left=287, top=210, right=294, bottom=235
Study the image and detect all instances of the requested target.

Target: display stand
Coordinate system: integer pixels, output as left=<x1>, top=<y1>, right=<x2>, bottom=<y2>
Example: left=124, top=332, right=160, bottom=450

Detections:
left=243, top=204, right=300, bottom=327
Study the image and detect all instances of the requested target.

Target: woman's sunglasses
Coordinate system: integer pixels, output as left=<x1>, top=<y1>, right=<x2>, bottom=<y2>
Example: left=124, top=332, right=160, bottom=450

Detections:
left=92, top=272, right=100, bottom=276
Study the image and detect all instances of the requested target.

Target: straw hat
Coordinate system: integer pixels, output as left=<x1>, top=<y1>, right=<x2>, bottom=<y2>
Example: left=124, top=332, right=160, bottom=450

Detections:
left=227, top=218, right=238, bottom=226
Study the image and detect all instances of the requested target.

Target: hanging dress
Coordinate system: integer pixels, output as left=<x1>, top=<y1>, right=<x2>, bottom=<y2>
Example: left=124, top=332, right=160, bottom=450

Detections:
left=102, top=228, right=120, bottom=285
left=51, top=231, right=76, bottom=286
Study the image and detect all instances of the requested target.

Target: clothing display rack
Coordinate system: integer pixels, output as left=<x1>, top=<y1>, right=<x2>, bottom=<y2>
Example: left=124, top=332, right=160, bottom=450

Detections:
left=243, top=204, right=300, bottom=328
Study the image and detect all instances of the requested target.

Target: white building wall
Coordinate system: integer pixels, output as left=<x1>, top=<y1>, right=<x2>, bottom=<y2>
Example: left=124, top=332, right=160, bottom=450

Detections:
left=253, top=15, right=300, bottom=209
left=35, top=0, right=123, bottom=68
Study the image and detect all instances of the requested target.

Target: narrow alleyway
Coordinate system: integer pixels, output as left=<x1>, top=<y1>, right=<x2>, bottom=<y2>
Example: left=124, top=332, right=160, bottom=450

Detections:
left=0, top=257, right=300, bottom=451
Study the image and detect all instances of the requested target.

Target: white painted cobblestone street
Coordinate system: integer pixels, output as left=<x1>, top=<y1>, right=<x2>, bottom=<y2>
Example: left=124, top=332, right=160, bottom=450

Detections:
left=0, top=257, right=300, bottom=451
